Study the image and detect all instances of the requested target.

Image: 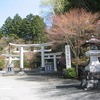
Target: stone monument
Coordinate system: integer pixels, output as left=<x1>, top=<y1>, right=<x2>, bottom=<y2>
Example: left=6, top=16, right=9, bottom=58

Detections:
left=81, top=35, right=100, bottom=90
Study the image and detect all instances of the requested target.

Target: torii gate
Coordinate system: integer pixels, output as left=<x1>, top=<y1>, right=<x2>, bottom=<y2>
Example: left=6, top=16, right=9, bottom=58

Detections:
left=44, top=52, right=62, bottom=71
left=9, top=42, right=53, bottom=72
left=2, top=54, right=20, bottom=74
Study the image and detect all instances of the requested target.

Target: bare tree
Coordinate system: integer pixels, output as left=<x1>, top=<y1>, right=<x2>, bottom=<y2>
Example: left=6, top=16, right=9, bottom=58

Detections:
left=47, top=9, right=99, bottom=72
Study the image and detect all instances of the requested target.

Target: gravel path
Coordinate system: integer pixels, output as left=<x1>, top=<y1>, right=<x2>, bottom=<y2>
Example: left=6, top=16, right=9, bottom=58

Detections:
left=0, top=73, right=100, bottom=100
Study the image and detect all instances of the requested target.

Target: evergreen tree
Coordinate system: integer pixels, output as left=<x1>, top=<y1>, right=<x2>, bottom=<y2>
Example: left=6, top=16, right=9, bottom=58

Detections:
left=20, top=14, right=46, bottom=43
left=0, top=17, right=12, bottom=35
left=11, top=14, right=22, bottom=36
left=19, top=14, right=35, bottom=42
left=0, top=13, right=46, bottom=43
left=33, top=15, right=46, bottom=43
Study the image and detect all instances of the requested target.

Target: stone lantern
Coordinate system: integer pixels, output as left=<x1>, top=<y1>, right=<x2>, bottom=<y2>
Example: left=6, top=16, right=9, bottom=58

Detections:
left=81, top=35, right=100, bottom=90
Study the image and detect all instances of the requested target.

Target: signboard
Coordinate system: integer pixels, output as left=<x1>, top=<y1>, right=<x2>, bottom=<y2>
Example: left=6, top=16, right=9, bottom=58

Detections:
left=65, top=45, right=71, bottom=68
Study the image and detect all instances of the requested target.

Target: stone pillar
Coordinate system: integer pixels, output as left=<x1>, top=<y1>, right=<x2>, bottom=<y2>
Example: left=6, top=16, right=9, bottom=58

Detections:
left=20, top=47, right=24, bottom=71
left=54, top=55, right=57, bottom=71
left=8, top=56, right=12, bottom=66
left=7, top=55, right=14, bottom=74
left=65, top=45, right=71, bottom=69
left=41, top=46, right=45, bottom=70
left=7, top=56, right=12, bottom=72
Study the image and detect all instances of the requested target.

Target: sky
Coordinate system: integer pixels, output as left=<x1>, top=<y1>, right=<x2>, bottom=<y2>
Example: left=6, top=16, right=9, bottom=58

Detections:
left=0, top=0, right=42, bottom=27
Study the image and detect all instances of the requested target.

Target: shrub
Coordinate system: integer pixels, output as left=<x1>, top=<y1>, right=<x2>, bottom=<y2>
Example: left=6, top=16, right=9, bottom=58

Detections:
left=24, top=60, right=29, bottom=68
left=0, top=56, right=5, bottom=69
left=63, top=68, right=77, bottom=78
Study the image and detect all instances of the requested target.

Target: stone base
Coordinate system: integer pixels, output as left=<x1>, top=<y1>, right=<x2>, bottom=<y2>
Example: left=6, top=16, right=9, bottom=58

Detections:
left=81, top=79, right=100, bottom=90
left=18, top=71, right=25, bottom=75
left=6, top=71, right=15, bottom=75
left=6, top=67, right=15, bottom=75
left=80, top=71, right=100, bottom=90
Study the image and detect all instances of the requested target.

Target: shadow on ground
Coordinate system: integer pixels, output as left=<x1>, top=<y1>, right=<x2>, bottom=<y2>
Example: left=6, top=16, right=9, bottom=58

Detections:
left=15, top=69, right=63, bottom=82
left=56, top=84, right=82, bottom=89
left=39, top=83, right=100, bottom=100
left=14, top=70, right=100, bottom=100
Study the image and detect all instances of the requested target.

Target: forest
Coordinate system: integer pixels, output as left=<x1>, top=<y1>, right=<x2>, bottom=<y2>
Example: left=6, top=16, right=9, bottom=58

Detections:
left=0, top=0, right=100, bottom=70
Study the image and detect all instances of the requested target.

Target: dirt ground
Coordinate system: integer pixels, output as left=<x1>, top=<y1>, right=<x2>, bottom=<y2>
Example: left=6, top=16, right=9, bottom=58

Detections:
left=0, top=71, right=100, bottom=100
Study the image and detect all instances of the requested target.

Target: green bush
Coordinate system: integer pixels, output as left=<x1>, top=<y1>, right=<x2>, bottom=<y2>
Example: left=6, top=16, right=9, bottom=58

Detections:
left=63, top=68, right=77, bottom=78
left=0, top=56, right=5, bottom=69
left=24, top=60, right=30, bottom=68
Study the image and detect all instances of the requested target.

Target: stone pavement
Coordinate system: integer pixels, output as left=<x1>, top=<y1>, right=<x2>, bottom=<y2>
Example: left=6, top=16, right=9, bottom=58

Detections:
left=0, top=72, right=100, bottom=100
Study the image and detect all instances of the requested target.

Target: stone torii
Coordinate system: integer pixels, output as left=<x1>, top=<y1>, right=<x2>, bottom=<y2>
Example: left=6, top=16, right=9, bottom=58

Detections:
left=1, top=54, right=20, bottom=74
left=9, top=42, right=53, bottom=72
left=44, top=52, right=62, bottom=72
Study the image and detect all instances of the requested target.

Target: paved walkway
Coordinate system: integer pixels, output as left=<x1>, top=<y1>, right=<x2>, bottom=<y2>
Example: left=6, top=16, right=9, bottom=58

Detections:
left=0, top=72, right=100, bottom=100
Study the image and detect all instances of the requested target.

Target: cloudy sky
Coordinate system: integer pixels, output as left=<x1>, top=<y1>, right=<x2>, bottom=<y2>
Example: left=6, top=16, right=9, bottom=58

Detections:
left=0, top=0, right=41, bottom=27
